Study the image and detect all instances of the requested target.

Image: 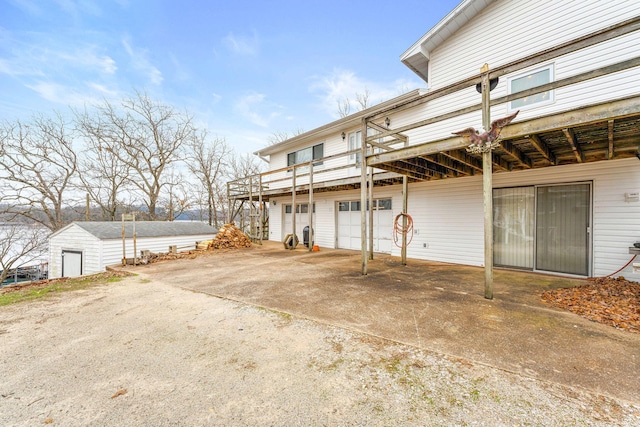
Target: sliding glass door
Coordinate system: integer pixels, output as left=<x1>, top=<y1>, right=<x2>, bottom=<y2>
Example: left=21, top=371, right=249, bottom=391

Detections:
left=493, top=183, right=591, bottom=276
left=535, top=184, right=590, bottom=276
left=494, top=187, right=535, bottom=269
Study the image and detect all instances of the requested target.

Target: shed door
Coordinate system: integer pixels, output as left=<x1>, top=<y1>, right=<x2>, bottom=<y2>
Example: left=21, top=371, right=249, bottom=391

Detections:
left=62, top=250, right=82, bottom=277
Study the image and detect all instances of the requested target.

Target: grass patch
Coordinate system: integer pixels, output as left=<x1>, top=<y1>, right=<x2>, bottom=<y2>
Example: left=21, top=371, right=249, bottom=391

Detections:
left=0, top=271, right=132, bottom=307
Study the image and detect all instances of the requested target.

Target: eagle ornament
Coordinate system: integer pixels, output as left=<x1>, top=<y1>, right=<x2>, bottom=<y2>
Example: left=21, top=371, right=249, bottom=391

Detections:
left=453, top=110, right=519, bottom=154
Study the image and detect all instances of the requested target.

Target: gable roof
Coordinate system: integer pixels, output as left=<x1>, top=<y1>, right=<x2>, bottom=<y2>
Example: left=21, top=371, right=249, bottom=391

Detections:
left=55, top=221, right=217, bottom=240
left=400, top=0, right=494, bottom=82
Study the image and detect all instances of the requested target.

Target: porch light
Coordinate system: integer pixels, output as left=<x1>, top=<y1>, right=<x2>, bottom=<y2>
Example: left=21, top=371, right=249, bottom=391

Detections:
left=385, top=117, right=391, bottom=127
left=476, top=77, right=499, bottom=93
left=341, top=132, right=346, bottom=140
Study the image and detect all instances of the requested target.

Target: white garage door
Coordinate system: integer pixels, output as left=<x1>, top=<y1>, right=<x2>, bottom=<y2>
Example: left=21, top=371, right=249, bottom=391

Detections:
left=282, top=203, right=316, bottom=244
left=337, top=199, right=393, bottom=254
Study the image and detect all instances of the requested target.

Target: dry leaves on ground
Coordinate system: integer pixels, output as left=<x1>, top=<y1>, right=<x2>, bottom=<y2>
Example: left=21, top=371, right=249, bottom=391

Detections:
left=541, top=276, right=640, bottom=333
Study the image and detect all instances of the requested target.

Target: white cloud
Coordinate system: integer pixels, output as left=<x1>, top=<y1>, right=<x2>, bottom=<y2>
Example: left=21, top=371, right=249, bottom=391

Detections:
left=122, top=36, right=163, bottom=85
left=309, top=68, right=420, bottom=118
left=222, top=31, right=259, bottom=55
left=233, top=92, right=282, bottom=128
left=59, top=48, right=117, bottom=74
left=26, top=81, right=102, bottom=106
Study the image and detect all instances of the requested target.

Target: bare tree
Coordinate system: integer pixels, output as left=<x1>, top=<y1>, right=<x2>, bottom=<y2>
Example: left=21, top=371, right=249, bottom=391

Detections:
left=0, top=113, right=78, bottom=231
left=0, top=224, right=48, bottom=285
left=337, top=97, right=352, bottom=118
left=77, top=91, right=195, bottom=220
left=75, top=110, right=133, bottom=221
left=336, top=88, right=370, bottom=118
left=185, top=132, right=231, bottom=227
left=355, top=88, right=371, bottom=110
left=266, top=127, right=305, bottom=145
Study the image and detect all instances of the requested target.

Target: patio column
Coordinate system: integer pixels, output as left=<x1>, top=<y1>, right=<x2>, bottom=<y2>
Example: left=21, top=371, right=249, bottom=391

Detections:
left=481, top=64, right=494, bottom=300
left=308, top=162, right=314, bottom=252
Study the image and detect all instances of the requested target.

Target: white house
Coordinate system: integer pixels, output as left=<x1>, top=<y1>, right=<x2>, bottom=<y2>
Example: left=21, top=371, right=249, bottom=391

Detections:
left=49, top=221, right=217, bottom=278
left=229, top=0, right=640, bottom=283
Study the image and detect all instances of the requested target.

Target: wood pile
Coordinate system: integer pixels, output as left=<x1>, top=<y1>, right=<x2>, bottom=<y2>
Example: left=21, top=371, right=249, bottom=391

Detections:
left=209, top=223, right=252, bottom=249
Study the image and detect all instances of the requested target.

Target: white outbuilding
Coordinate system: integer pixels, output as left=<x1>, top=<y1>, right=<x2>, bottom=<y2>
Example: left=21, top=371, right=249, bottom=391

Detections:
left=48, top=221, right=217, bottom=278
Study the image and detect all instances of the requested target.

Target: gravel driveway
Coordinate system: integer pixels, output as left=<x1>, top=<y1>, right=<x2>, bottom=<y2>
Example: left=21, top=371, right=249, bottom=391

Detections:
left=1, top=272, right=638, bottom=426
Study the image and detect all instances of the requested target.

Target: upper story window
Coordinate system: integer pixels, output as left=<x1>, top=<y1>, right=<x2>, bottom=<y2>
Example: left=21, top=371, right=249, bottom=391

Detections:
left=287, top=143, right=323, bottom=168
left=508, top=64, right=554, bottom=110
left=348, top=131, right=362, bottom=166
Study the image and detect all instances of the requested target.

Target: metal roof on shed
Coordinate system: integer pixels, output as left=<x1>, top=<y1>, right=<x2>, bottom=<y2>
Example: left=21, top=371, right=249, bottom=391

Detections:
left=69, top=221, right=217, bottom=240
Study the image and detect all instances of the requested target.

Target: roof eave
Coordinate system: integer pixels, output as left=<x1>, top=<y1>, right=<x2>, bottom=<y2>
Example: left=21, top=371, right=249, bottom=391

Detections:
left=255, top=89, right=424, bottom=156
left=400, top=0, right=494, bottom=82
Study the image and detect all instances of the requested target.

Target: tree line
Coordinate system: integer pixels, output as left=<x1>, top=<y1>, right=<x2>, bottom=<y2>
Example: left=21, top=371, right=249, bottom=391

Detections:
left=0, top=90, right=262, bottom=233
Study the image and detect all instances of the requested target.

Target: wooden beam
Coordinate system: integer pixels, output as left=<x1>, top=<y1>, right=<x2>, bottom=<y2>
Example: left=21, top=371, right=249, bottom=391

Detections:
left=367, top=121, right=408, bottom=143
left=381, top=162, right=432, bottom=181
left=368, top=136, right=469, bottom=166
left=491, top=153, right=512, bottom=172
left=425, top=153, right=474, bottom=176
left=608, top=120, right=615, bottom=160
left=501, top=95, right=640, bottom=139
left=481, top=68, right=493, bottom=300
left=499, top=140, right=532, bottom=168
left=563, top=128, right=585, bottom=163
left=441, top=150, right=483, bottom=172
left=527, top=134, right=557, bottom=165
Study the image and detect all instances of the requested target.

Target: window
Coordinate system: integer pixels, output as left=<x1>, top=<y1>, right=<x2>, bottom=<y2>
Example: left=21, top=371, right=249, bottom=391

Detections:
left=287, top=143, right=324, bottom=168
left=508, top=65, right=554, bottom=110
left=284, top=203, right=315, bottom=213
left=348, top=131, right=362, bottom=165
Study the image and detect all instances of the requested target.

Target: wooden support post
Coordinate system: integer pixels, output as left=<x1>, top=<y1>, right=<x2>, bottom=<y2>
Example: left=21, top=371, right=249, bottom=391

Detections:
left=360, top=118, right=368, bottom=275
left=85, top=193, right=90, bottom=221
left=368, top=166, right=374, bottom=260
left=308, top=162, right=314, bottom=252
left=249, top=177, right=254, bottom=241
left=292, top=166, right=296, bottom=249
left=401, top=135, right=409, bottom=265
left=258, top=174, right=263, bottom=245
left=481, top=65, right=494, bottom=300
left=402, top=175, right=408, bottom=265
left=121, top=214, right=126, bottom=266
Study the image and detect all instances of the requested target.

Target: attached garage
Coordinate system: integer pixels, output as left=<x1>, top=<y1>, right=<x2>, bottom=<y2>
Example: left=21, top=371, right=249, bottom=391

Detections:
left=49, top=221, right=217, bottom=278
left=337, top=198, right=393, bottom=254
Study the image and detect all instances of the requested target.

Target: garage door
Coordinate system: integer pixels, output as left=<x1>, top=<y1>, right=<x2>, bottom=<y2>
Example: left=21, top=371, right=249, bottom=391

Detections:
left=337, top=199, right=392, bottom=253
left=282, top=203, right=315, bottom=243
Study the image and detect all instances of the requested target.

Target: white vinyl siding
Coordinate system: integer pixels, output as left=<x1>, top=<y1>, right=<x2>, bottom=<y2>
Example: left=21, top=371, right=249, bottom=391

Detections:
left=266, top=158, right=640, bottom=281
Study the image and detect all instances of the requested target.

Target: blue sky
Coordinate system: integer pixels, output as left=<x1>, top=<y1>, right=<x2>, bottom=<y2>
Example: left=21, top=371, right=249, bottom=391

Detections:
left=0, top=0, right=460, bottom=154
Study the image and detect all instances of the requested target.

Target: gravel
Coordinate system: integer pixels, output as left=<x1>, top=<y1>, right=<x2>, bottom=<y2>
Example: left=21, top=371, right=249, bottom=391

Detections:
left=1, top=275, right=639, bottom=426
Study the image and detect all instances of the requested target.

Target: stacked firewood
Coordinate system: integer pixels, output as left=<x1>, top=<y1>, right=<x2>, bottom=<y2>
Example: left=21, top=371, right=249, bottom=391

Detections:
left=209, top=223, right=252, bottom=249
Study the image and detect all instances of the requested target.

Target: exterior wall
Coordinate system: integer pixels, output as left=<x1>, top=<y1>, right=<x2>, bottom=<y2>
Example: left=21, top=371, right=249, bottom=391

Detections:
left=266, top=158, right=640, bottom=281
left=429, top=0, right=639, bottom=89
left=48, top=225, right=101, bottom=278
left=49, top=228, right=215, bottom=278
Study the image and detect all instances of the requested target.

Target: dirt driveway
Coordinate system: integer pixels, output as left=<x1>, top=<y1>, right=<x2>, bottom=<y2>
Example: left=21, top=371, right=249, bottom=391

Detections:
left=141, top=243, right=640, bottom=404
left=1, top=243, right=639, bottom=425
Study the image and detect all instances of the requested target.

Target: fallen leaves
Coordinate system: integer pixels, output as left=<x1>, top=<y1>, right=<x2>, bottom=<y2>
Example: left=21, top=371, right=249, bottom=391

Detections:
left=541, top=276, right=640, bottom=333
